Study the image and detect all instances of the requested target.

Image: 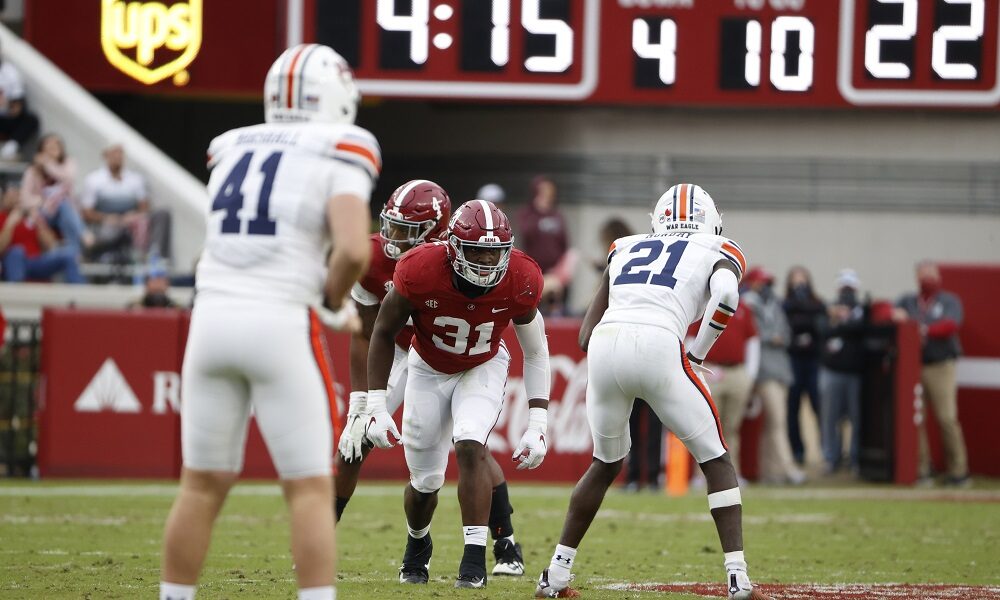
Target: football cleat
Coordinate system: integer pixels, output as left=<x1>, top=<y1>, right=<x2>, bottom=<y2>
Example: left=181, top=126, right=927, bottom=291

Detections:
left=535, top=569, right=580, bottom=598
left=398, top=534, right=432, bottom=584
left=454, top=572, right=487, bottom=589
left=728, top=570, right=773, bottom=600
left=491, top=539, right=525, bottom=576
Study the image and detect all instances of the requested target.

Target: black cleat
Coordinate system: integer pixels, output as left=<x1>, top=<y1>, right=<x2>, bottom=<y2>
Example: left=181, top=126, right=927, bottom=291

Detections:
left=398, top=534, right=432, bottom=584
left=454, top=571, right=487, bottom=589
left=491, top=538, right=525, bottom=576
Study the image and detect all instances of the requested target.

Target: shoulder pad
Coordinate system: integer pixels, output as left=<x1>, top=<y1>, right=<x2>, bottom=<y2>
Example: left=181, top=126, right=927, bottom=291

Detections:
left=718, top=237, right=747, bottom=281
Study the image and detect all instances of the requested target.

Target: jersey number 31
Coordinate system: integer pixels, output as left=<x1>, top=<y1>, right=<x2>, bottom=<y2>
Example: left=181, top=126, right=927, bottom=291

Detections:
left=212, top=151, right=282, bottom=236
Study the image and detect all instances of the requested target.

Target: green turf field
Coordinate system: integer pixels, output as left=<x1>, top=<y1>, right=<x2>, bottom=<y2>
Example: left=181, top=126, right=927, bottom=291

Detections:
left=1, top=480, right=998, bottom=599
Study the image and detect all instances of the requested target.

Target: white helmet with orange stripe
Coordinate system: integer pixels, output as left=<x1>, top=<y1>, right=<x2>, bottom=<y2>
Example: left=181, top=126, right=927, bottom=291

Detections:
left=650, top=183, right=723, bottom=236
left=264, top=44, right=360, bottom=125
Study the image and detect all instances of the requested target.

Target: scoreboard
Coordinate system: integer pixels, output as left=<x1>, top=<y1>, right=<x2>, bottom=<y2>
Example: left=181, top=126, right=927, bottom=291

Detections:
left=313, top=0, right=1000, bottom=107
left=23, top=0, right=1000, bottom=108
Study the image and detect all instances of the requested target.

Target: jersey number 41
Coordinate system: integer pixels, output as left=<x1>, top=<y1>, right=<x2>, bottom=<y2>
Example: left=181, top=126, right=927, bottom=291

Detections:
left=212, top=151, right=282, bottom=236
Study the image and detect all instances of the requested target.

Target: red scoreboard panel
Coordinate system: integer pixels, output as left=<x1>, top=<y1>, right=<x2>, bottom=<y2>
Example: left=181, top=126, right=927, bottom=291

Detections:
left=23, top=0, right=1000, bottom=108
left=311, top=0, right=1000, bottom=107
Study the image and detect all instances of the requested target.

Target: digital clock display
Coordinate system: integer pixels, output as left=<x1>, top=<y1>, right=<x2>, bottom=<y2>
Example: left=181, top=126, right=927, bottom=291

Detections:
left=311, top=0, right=1000, bottom=107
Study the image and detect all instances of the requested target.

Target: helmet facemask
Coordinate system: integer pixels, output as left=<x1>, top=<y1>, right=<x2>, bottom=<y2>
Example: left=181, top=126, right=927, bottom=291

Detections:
left=380, top=209, right=436, bottom=259
left=450, top=236, right=513, bottom=287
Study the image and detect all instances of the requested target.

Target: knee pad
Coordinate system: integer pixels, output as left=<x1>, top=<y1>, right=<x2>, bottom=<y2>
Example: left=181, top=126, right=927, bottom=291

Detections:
left=410, top=471, right=444, bottom=494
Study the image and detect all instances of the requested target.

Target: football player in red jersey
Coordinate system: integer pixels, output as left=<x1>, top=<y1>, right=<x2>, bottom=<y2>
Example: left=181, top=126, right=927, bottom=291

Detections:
left=365, top=199, right=551, bottom=589
left=334, top=182, right=530, bottom=577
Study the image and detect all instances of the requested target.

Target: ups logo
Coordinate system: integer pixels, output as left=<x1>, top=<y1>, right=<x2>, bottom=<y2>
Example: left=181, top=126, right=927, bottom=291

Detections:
left=100, top=0, right=202, bottom=86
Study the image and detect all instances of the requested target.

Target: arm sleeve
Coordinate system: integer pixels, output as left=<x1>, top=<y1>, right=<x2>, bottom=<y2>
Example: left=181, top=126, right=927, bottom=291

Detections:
left=350, top=281, right=380, bottom=306
left=687, top=268, right=741, bottom=362
left=744, top=336, right=761, bottom=381
left=514, top=311, right=551, bottom=401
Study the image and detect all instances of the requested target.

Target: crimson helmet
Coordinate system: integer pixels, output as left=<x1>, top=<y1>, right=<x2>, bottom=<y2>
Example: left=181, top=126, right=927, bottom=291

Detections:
left=448, top=199, right=514, bottom=287
left=380, top=179, right=452, bottom=259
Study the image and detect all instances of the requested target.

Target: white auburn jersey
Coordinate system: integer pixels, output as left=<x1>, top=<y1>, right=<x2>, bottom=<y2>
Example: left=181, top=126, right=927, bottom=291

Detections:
left=600, top=231, right=747, bottom=339
left=196, top=122, right=381, bottom=306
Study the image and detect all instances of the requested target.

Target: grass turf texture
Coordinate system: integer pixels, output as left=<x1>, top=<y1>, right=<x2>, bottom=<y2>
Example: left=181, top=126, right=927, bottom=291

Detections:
left=0, top=481, right=998, bottom=599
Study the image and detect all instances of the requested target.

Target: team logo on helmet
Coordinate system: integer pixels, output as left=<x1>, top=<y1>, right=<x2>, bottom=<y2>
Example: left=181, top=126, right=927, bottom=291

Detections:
left=101, top=0, right=202, bottom=86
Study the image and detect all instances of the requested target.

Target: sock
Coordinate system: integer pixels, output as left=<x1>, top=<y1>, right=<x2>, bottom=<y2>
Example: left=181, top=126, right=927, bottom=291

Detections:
left=548, top=544, right=577, bottom=585
left=489, top=482, right=515, bottom=539
left=460, top=525, right=488, bottom=574
left=335, top=496, right=350, bottom=522
left=160, top=582, right=195, bottom=600
left=724, top=550, right=747, bottom=572
left=407, top=522, right=431, bottom=540
left=298, top=586, right=335, bottom=600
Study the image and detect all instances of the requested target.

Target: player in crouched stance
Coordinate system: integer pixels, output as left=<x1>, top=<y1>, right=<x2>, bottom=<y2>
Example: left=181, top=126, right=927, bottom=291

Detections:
left=536, top=184, right=773, bottom=600
left=365, top=200, right=551, bottom=589
left=160, top=44, right=375, bottom=600
left=334, top=181, right=528, bottom=576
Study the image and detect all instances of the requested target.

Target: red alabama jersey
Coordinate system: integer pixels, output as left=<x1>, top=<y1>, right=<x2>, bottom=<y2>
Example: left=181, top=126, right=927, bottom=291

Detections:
left=393, top=242, right=543, bottom=374
left=356, top=233, right=413, bottom=349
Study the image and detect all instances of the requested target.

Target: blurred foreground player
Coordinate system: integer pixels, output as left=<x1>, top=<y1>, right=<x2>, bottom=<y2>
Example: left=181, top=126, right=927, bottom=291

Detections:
left=334, top=181, right=528, bottom=576
left=365, top=200, right=551, bottom=588
left=535, top=184, right=772, bottom=600
left=159, top=44, right=378, bottom=600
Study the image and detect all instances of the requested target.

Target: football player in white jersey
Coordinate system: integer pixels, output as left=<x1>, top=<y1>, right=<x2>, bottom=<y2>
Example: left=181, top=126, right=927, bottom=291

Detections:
left=535, top=184, right=773, bottom=600
left=159, top=44, right=377, bottom=600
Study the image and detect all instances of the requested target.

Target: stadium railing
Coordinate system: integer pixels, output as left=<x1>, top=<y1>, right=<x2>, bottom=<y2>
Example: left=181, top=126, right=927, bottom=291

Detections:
left=0, top=318, right=39, bottom=478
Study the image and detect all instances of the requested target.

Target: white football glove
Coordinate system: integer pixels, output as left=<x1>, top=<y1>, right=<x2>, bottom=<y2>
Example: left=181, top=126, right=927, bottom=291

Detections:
left=364, top=389, right=401, bottom=449
left=512, top=407, right=548, bottom=470
left=687, top=353, right=714, bottom=388
left=314, top=300, right=360, bottom=333
left=338, top=391, right=368, bottom=463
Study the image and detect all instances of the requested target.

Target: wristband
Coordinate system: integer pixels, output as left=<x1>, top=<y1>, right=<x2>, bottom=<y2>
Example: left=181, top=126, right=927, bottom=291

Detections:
left=347, top=391, right=367, bottom=415
left=527, top=407, right=548, bottom=435
left=367, top=389, right=387, bottom=412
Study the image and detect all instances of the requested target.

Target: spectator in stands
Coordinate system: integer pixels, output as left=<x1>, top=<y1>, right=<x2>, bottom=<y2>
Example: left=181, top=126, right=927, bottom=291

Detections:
left=20, top=133, right=91, bottom=253
left=743, top=267, right=805, bottom=485
left=0, top=183, right=84, bottom=283
left=476, top=182, right=506, bottom=205
left=81, top=143, right=172, bottom=262
left=0, top=42, right=39, bottom=161
left=819, top=269, right=866, bottom=476
left=517, top=175, right=573, bottom=316
left=895, top=261, right=969, bottom=487
left=783, top=265, right=827, bottom=465
left=592, top=218, right=632, bottom=273
left=129, top=261, right=176, bottom=308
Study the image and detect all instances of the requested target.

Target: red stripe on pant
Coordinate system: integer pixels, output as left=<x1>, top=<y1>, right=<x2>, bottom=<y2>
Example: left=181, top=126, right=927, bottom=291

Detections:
left=679, top=341, right=728, bottom=452
left=309, top=309, right=341, bottom=434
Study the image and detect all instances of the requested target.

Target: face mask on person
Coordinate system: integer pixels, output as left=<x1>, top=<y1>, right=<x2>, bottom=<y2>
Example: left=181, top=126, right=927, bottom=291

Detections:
left=919, top=278, right=941, bottom=297
left=142, top=293, right=173, bottom=308
left=758, top=284, right=773, bottom=301
left=838, top=288, right=857, bottom=306
left=792, top=283, right=810, bottom=299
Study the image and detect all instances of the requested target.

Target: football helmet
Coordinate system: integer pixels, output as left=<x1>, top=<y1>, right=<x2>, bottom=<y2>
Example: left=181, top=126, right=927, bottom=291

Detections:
left=264, top=44, right=360, bottom=125
left=448, top=199, right=514, bottom=288
left=650, top=183, right=723, bottom=235
left=381, top=180, right=452, bottom=259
